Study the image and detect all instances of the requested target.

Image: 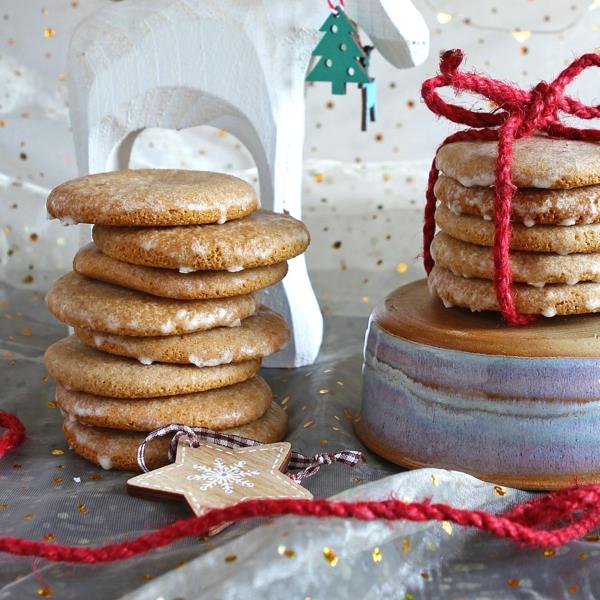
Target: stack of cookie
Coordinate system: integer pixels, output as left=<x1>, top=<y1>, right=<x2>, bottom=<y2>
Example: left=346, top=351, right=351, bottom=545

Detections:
left=44, top=169, right=310, bottom=471
left=427, top=137, right=600, bottom=317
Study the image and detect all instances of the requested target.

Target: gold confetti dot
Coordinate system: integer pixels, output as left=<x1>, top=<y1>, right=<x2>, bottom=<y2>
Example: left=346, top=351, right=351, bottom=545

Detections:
left=402, top=537, right=411, bottom=553
left=224, top=554, right=237, bottom=563
left=319, top=389, right=329, bottom=395
left=507, top=579, right=520, bottom=588
left=52, top=477, right=63, bottom=485
left=277, top=545, right=296, bottom=558
left=23, top=514, right=33, bottom=520
left=42, top=375, right=49, bottom=382
left=585, top=534, right=599, bottom=542
left=405, top=593, right=414, bottom=600
left=280, top=395, right=290, bottom=406
left=361, top=296, right=369, bottom=303
left=382, top=173, right=391, bottom=182
left=372, top=547, right=382, bottom=563
left=0, top=503, right=7, bottom=509
left=322, top=546, right=338, bottom=566
left=396, top=262, right=408, bottom=273
left=303, top=420, right=315, bottom=429
left=29, top=233, right=39, bottom=242
left=431, top=474, right=439, bottom=486
left=493, top=485, right=507, bottom=496
left=336, top=380, right=344, bottom=386
left=175, top=561, right=187, bottom=568
left=421, top=571, right=429, bottom=580
left=520, top=46, right=529, bottom=56
left=89, top=473, right=103, bottom=481
left=441, top=521, right=453, bottom=535
left=43, top=533, right=55, bottom=541
left=0, top=119, right=6, bottom=127
left=568, top=585, right=578, bottom=593
left=542, top=548, right=555, bottom=557
left=50, top=449, right=64, bottom=456
left=8, top=359, right=16, bottom=366
left=13, top=463, right=22, bottom=469
left=3, top=351, right=12, bottom=358
left=142, top=574, right=152, bottom=581
left=36, top=587, right=53, bottom=598
left=47, top=400, right=57, bottom=409
left=578, top=552, right=588, bottom=560
left=437, top=11, right=453, bottom=23
left=406, top=100, right=415, bottom=109
left=43, top=28, right=56, bottom=38
left=76, top=502, right=87, bottom=513
left=511, top=29, right=531, bottom=43
left=332, top=240, right=342, bottom=249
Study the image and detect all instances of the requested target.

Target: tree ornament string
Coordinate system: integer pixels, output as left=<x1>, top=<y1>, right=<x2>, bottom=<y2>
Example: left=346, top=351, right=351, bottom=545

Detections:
left=421, top=49, right=600, bottom=325
left=3, top=408, right=600, bottom=560
left=327, top=0, right=345, bottom=12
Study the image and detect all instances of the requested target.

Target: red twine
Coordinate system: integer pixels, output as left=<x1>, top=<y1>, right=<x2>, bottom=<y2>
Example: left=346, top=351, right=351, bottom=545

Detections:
left=421, top=49, right=600, bottom=325
left=2, top=409, right=600, bottom=559
left=0, top=409, right=25, bottom=461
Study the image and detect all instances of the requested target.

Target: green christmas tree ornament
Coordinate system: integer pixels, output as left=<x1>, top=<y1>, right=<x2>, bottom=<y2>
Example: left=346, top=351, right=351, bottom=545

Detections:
left=306, top=6, right=377, bottom=130
left=306, top=8, right=370, bottom=95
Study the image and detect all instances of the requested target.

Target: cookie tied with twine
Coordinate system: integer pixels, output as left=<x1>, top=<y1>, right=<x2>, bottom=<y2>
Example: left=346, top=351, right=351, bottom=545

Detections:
left=421, top=49, right=600, bottom=325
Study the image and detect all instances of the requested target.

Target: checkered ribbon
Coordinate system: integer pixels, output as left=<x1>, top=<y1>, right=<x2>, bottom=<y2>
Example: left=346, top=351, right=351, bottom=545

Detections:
left=137, top=423, right=363, bottom=481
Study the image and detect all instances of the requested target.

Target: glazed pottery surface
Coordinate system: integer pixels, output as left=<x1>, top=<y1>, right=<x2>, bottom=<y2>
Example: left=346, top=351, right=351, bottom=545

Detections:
left=357, top=279, right=600, bottom=490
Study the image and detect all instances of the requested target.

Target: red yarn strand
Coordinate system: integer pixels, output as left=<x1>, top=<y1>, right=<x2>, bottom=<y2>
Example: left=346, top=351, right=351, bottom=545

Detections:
left=0, top=410, right=25, bottom=460
left=2, top=490, right=600, bottom=563
left=3, top=410, right=600, bottom=558
left=421, top=49, right=600, bottom=325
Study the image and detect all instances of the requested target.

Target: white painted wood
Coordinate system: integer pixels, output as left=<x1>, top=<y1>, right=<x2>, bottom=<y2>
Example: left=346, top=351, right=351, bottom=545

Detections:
left=67, top=0, right=429, bottom=367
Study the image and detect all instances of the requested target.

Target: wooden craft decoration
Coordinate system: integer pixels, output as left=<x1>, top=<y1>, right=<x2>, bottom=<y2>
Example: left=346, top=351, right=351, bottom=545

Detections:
left=127, top=440, right=313, bottom=532
left=67, top=0, right=429, bottom=368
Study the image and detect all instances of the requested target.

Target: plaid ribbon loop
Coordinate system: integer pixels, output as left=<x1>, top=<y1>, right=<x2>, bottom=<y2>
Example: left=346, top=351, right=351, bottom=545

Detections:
left=137, top=424, right=363, bottom=482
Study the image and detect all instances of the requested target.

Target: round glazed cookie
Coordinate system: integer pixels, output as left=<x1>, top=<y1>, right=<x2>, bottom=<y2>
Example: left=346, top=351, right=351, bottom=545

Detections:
left=92, top=210, right=310, bottom=271
left=429, top=265, right=600, bottom=317
left=435, top=204, right=600, bottom=254
left=46, top=272, right=258, bottom=336
left=75, top=308, right=290, bottom=365
left=62, top=402, right=289, bottom=471
left=436, top=137, right=600, bottom=189
left=73, top=244, right=288, bottom=300
left=55, top=376, right=271, bottom=431
left=46, top=169, right=258, bottom=226
left=44, top=336, right=261, bottom=398
left=435, top=174, right=600, bottom=226
left=431, top=232, right=600, bottom=286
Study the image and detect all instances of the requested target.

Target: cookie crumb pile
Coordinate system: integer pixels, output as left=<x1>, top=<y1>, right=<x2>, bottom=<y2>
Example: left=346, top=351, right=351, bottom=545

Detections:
left=428, top=137, right=600, bottom=317
left=44, top=169, right=309, bottom=471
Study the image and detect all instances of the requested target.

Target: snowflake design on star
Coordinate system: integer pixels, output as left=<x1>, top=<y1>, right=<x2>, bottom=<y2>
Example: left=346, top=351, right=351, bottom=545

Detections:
left=187, top=457, right=261, bottom=494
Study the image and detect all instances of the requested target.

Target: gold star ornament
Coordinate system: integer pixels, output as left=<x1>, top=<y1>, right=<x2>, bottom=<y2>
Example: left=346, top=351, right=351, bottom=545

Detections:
left=127, top=440, right=313, bottom=531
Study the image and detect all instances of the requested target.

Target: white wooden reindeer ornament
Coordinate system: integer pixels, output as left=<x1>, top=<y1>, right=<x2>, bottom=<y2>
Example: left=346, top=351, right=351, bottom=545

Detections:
left=67, top=0, right=429, bottom=367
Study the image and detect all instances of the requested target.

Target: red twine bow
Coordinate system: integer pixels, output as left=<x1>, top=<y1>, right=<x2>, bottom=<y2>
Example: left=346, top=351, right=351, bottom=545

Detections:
left=421, top=49, right=600, bottom=325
